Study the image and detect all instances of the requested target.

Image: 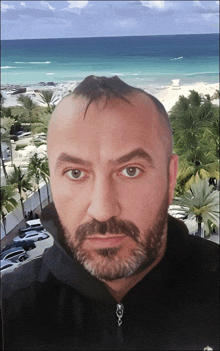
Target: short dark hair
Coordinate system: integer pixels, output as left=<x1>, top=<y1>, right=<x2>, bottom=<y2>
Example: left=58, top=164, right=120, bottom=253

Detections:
left=72, top=75, right=168, bottom=120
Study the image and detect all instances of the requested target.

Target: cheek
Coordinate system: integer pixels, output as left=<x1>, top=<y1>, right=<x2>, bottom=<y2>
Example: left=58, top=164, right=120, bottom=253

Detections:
left=119, top=177, right=167, bottom=220
left=50, top=175, right=88, bottom=225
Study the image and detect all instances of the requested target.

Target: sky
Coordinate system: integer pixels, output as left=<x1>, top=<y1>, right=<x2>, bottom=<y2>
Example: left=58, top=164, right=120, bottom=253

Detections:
left=1, top=1, right=219, bottom=40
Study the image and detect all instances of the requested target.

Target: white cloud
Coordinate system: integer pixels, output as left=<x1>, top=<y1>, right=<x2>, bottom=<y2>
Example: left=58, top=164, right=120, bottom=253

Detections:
left=193, top=1, right=205, bottom=8
left=20, top=2, right=26, bottom=7
left=140, top=1, right=165, bottom=10
left=116, top=19, right=136, bottom=28
left=1, top=3, right=15, bottom=12
left=201, top=13, right=217, bottom=21
left=40, top=1, right=55, bottom=11
left=67, top=1, right=89, bottom=9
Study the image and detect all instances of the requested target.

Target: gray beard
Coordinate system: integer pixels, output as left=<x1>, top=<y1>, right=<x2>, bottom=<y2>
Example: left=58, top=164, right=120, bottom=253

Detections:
left=61, top=191, right=169, bottom=281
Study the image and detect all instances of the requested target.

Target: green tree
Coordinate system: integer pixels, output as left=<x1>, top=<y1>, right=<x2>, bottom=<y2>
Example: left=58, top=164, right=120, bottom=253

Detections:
left=38, top=90, right=58, bottom=114
left=40, top=156, right=51, bottom=204
left=169, top=90, right=219, bottom=195
left=173, top=177, right=219, bottom=237
left=0, top=126, right=9, bottom=179
left=0, top=92, right=5, bottom=108
left=17, top=94, right=38, bottom=134
left=0, top=185, right=18, bottom=234
left=32, top=113, right=51, bottom=135
left=1, top=117, right=16, bottom=165
left=28, top=153, right=46, bottom=211
left=7, top=165, right=33, bottom=221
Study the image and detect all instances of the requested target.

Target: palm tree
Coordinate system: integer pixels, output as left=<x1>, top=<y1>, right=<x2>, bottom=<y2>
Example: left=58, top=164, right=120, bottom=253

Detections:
left=1, top=117, right=16, bottom=166
left=17, top=94, right=37, bottom=134
left=28, top=153, right=46, bottom=211
left=0, top=92, right=5, bottom=107
left=1, top=185, right=18, bottom=235
left=0, top=127, right=9, bottom=179
left=7, top=165, right=33, bottom=221
left=40, top=157, right=51, bottom=204
left=173, top=177, right=219, bottom=237
left=38, top=90, right=58, bottom=113
left=169, top=90, right=219, bottom=195
left=32, top=113, right=51, bottom=135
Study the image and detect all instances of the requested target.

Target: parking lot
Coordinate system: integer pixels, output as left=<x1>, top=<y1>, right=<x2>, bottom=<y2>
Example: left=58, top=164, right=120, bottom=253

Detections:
left=1, top=221, right=54, bottom=276
left=21, top=233, right=54, bottom=262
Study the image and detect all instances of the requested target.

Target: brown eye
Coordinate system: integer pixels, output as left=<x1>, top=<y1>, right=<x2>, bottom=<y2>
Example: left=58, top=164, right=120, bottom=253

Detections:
left=121, top=167, right=141, bottom=178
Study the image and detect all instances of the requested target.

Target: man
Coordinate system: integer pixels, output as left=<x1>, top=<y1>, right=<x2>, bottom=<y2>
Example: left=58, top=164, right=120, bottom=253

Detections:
left=1, top=76, right=219, bottom=350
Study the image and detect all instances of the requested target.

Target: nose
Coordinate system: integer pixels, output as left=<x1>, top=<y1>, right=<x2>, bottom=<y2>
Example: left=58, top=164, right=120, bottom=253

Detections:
left=87, top=176, right=121, bottom=222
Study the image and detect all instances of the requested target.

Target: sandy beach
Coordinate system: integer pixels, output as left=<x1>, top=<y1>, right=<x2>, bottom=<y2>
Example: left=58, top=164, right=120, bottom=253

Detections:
left=1, top=80, right=219, bottom=113
left=154, top=81, right=219, bottom=112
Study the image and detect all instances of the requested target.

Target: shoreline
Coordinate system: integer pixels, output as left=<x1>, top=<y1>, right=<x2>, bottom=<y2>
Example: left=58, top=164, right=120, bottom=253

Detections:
left=1, top=80, right=219, bottom=113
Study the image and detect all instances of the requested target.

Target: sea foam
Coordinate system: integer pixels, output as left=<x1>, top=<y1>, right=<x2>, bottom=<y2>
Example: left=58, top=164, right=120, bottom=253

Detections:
left=1, top=66, right=17, bottom=69
left=14, top=61, right=51, bottom=64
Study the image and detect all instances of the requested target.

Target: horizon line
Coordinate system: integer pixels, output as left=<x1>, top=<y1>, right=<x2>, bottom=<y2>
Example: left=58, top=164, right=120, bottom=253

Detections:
left=1, top=32, right=218, bottom=41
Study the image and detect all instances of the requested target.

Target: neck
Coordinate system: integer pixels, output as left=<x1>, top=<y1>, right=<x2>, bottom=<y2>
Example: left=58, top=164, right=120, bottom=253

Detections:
left=103, top=241, right=167, bottom=303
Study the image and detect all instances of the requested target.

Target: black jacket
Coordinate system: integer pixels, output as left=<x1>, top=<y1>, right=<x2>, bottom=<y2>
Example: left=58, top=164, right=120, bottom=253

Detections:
left=1, top=203, right=219, bottom=350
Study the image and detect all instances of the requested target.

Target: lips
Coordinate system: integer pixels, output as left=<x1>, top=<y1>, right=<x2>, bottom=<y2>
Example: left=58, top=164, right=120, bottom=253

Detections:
left=86, top=235, right=126, bottom=247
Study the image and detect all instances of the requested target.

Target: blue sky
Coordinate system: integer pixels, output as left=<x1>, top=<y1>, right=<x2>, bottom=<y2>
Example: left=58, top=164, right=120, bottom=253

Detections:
left=1, top=1, right=219, bottom=40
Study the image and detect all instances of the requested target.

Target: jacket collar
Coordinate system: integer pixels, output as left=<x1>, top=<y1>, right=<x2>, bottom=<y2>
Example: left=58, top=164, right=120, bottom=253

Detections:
left=41, top=203, right=190, bottom=303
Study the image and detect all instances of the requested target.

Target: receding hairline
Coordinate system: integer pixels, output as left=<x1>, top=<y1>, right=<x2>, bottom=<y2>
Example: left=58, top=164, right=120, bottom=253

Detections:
left=50, top=89, right=172, bottom=138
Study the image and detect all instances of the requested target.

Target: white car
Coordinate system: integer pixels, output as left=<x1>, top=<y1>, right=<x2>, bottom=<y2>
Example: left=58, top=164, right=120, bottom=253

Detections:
left=0, top=247, right=28, bottom=263
left=18, top=132, right=31, bottom=139
left=13, top=230, right=50, bottom=244
left=0, top=260, right=22, bottom=276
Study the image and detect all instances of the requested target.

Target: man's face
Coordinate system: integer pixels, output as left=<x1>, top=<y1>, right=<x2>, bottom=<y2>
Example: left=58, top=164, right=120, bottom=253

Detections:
left=48, top=94, right=178, bottom=281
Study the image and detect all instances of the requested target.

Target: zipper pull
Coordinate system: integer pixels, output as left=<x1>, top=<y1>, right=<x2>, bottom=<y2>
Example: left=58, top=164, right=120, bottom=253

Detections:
left=116, top=303, right=124, bottom=326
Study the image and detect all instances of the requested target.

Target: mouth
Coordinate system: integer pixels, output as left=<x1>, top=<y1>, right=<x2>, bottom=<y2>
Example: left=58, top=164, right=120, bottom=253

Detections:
left=85, top=235, right=126, bottom=248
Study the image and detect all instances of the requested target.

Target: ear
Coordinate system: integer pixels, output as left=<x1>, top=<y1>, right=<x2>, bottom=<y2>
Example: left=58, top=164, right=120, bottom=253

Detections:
left=168, top=154, right=178, bottom=205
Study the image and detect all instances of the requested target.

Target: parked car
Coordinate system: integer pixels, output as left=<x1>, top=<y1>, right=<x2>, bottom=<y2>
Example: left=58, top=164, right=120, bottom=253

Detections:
left=18, top=132, right=31, bottom=139
left=10, top=134, right=18, bottom=141
left=13, top=231, right=50, bottom=244
left=0, top=246, right=28, bottom=263
left=0, top=260, right=23, bottom=275
left=16, top=131, right=25, bottom=136
left=19, top=219, right=44, bottom=234
left=26, top=219, right=42, bottom=227
left=2, top=240, right=36, bottom=253
left=19, top=225, right=44, bottom=234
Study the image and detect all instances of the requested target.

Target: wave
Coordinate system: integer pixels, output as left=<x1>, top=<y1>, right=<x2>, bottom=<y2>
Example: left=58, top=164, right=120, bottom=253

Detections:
left=1, top=66, right=17, bottom=69
left=186, top=72, right=218, bottom=77
left=170, top=56, right=183, bottom=60
left=29, top=61, right=51, bottom=64
left=46, top=73, right=54, bottom=75
left=110, top=73, right=124, bottom=76
left=14, top=61, right=51, bottom=64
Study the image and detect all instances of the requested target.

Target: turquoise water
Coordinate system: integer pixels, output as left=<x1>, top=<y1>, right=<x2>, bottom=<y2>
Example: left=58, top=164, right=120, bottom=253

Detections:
left=1, top=34, right=219, bottom=87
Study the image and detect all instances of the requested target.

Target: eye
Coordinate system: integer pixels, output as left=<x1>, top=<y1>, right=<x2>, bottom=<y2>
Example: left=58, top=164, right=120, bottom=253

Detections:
left=120, top=167, right=142, bottom=178
left=65, top=169, right=86, bottom=180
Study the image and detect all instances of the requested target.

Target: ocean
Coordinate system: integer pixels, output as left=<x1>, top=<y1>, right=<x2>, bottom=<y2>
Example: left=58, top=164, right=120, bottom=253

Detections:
left=1, top=34, right=219, bottom=88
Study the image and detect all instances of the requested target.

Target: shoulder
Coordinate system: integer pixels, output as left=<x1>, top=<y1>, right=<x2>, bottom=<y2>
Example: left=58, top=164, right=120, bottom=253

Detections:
left=168, top=215, right=219, bottom=273
left=1, top=255, right=45, bottom=300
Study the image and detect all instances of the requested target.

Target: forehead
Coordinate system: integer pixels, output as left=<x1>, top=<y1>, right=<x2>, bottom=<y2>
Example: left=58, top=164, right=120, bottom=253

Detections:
left=50, top=93, right=160, bottom=132
left=47, top=94, right=167, bottom=164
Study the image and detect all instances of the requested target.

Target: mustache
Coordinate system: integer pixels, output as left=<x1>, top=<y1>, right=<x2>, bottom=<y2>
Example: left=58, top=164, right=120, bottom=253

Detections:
left=75, top=217, right=140, bottom=244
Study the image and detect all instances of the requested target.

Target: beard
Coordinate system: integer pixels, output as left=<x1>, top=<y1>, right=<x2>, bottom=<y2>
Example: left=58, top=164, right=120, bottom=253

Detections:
left=60, top=190, right=169, bottom=282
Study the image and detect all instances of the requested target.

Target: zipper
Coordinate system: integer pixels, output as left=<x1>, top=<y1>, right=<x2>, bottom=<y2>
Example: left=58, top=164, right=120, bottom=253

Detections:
left=116, top=303, right=124, bottom=343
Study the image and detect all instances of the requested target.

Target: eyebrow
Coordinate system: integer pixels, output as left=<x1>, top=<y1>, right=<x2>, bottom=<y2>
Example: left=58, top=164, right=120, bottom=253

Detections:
left=115, top=148, right=154, bottom=167
left=55, top=153, right=92, bottom=169
left=55, top=148, right=154, bottom=171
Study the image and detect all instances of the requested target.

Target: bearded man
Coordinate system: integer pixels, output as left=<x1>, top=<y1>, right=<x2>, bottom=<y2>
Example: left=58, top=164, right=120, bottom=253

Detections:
left=2, top=76, right=219, bottom=351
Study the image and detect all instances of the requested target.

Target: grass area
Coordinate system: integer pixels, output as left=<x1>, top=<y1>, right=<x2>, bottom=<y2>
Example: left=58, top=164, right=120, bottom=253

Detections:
left=15, top=144, right=27, bottom=151
left=33, top=141, right=46, bottom=147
